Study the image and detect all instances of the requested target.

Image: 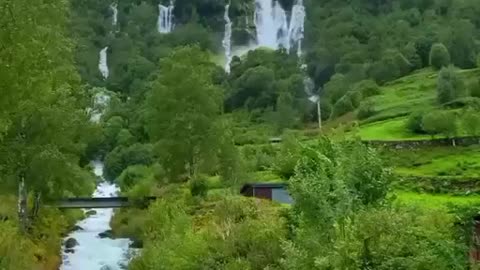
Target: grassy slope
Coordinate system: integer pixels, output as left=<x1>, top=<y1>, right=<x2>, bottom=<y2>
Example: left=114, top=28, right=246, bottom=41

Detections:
left=396, top=191, right=480, bottom=209
left=385, top=146, right=480, bottom=178
left=356, top=68, right=480, bottom=140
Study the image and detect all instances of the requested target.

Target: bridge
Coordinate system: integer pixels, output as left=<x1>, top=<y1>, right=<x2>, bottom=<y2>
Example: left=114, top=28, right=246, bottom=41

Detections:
left=47, top=196, right=157, bottom=209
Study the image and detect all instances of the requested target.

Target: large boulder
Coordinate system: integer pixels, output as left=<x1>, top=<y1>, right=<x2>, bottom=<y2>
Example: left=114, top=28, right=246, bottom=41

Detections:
left=65, top=238, right=78, bottom=249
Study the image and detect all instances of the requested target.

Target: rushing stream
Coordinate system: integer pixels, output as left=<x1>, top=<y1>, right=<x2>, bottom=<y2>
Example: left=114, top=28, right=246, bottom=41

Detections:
left=60, top=161, right=134, bottom=270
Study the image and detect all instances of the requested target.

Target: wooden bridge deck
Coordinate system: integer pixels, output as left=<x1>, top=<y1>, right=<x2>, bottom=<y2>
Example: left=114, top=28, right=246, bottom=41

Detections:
left=49, top=197, right=157, bottom=209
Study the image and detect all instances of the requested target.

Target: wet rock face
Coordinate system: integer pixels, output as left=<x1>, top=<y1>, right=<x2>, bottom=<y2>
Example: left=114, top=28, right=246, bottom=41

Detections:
left=65, top=238, right=79, bottom=249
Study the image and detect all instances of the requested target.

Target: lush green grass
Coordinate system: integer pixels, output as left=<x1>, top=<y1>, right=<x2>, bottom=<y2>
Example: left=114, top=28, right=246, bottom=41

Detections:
left=354, top=68, right=480, bottom=140
left=395, top=191, right=480, bottom=209
left=384, top=146, right=480, bottom=178
left=365, top=69, right=438, bottom=122
left=357, top=117, right=432, bottom=140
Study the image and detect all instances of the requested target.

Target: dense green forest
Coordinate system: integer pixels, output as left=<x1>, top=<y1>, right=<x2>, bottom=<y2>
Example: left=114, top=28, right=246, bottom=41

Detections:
left=3, top=0, right=480, bottom=269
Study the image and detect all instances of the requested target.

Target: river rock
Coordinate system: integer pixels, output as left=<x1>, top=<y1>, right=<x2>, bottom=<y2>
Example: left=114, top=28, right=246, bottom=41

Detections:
left=98, top=230, right=113, bottom=239
left=65, top=238, right=78, bottom=249
left=65, top=248, right=75, bottom=254
left=72, top=225, right=83, bottom=231
left=85, top=209, right=97, bottom=217
left=129, top=238, right=143, bottom=249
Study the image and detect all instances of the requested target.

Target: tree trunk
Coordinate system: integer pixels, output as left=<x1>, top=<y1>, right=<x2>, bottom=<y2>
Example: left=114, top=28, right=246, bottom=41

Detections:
left=17, top=178, right=28, bottom=233
left=31, top=192, right=41, bottom=220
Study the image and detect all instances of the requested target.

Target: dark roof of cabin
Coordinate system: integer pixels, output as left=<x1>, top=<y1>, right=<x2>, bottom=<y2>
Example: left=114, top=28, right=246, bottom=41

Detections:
left=240, top=182, right=287, bottom=194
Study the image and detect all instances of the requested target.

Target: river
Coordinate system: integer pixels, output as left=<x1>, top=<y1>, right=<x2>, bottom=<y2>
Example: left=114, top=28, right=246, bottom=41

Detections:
left=60, top=160, right=134, bottom=270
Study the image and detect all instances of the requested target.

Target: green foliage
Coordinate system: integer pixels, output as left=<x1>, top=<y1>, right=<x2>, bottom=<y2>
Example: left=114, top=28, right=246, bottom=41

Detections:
left=273, top=135, right=301, bottom=179
left=357, top=100, right=377, bottom=120
left=130, top=194, right=286, bottom=270
left=422, top=111, right=458, bottom=138
left=430, top=43, right=451, bottom=70
left=332, top=95, right=355, bottom=118
left=324, top=73, right=350, bottom=104
left=406, top=111, right=427, bottom=134
left=145, top=46, right=223, bottom=179
left=227, top=49, right=303, bottom=114
left=352, top=79, right=381, bottom=98
left=437, top=66, right=466, bottom=104
left=460, top=108, right=480, bottom=136
left=189, top=175, right=208, bottom=197
left=0, top=222, right=36, bottom=269
left=104, top=144, right=155, bottom=181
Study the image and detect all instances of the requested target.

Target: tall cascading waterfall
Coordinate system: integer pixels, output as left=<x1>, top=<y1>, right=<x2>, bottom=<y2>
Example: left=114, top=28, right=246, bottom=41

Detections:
left=99, top=47, right=109, bottom=79
left=223, top=4, right=233, bottom=73
left=110, top=3, right=118, bottom=26
left=253, top=0, right=305, bottom=54
left=158, top=1, right=174, bottom=33
left=254, top=0, right=288, bottom=49
left=288, top=0, right=306, bottom=56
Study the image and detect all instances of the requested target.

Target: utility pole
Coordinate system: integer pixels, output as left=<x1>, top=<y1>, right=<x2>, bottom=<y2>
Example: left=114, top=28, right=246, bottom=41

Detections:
left=317, top=98, right=322, bottom=130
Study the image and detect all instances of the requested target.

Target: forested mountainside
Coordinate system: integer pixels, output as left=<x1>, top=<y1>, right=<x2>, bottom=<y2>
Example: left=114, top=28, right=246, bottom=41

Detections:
left=3, top=0, right=480, bottom=269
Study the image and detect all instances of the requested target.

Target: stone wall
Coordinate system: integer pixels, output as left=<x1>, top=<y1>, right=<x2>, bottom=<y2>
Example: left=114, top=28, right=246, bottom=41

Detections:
left=366, top=136, right=480, bottom=149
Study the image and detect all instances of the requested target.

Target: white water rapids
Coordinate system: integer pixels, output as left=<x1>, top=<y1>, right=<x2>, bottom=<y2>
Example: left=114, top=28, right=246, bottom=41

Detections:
left=60, top=162, right=134, bottom=270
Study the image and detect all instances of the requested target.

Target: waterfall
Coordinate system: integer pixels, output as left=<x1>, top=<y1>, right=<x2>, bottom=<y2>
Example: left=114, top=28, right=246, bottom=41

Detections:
left=99, top=47, right=109, bottom=79
left=223, top=4, right=233, bottom=73
left=288, top=0, right=306, bottom=56
left=158, top=1, right=174, bottom=33
left=110, top=3, right=118, bottom=26
left=254, top=0, right=305, bottom=54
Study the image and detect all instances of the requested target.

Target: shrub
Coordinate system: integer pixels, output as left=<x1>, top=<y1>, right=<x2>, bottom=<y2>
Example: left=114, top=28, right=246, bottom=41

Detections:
left=422, top=111, right=458, bottom=138
left=189, top=175, right=208, bottom=197
left=429, top=43, right=451, bottom=70
left=357, top=101, right=376, bottom=120
left=346, top=90, right=362, bottom=108
left=104, top=143, right=155, bottom=180
left=353, top=80, right=381, bottom=98
left=406, top=111, right=426, bottom=134
left=437, top=66, right=466, bottom=104
left=117, top=165, right=152, bottom=191
left=273, top=135, right=301, bottom=179
left=332, top=95, right=354, bottom=118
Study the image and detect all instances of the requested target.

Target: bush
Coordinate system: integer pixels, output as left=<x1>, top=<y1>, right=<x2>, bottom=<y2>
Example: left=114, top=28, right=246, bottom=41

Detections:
left=422, top=111, right=458, bottom=138
left=117, top=165, right=152, bottom=191
left=357, top=101, right=376, bottom=120
left=437, top=66, right=466, bottom=104
left=189, top=175, right=208, bottom=197
left=429, top=43, right=451, bottom=70
left=352, top=80, right=381, bottom=98
left=406, top=111, right=426, bottom=134
left=346, top=90, right=362, bottom=108
left=332, top=95, right=354, bottom=118
left=273, top=135, right=301, bottom=179
left=104, top=143, right=155, bottom=180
